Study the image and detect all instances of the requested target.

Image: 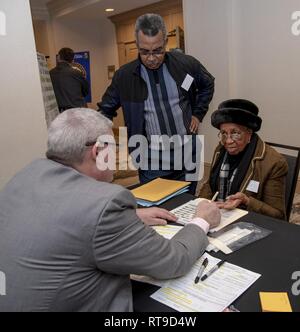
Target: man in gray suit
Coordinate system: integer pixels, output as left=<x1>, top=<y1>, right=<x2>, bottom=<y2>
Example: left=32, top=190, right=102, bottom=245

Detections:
left=0, top=108, right=220, bottom=312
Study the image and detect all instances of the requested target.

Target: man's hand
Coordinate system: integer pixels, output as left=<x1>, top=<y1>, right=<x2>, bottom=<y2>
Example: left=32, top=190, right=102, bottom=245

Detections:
left=136, top=207, right=178, bottom=226
left=216, top=193, right=249, bottom=210
left=194, top=200, right=221, bottom=229
left=190, top=116, right=200, bottom=134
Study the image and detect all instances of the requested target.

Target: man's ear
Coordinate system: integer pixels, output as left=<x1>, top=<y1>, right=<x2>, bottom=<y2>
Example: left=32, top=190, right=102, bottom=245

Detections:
left=91, top=143, right=99, bottom=161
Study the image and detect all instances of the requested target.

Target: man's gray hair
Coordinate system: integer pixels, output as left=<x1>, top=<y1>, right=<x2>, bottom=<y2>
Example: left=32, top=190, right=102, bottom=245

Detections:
left=46, top=108, right=112, bottom=165
left=135, top=13, right=167, bottom=43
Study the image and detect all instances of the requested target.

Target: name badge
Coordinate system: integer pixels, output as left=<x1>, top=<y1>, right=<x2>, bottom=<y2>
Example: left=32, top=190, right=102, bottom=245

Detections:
left=246, top=180, right=260, bottom=193
left=181, top=74, right=194, bottom=91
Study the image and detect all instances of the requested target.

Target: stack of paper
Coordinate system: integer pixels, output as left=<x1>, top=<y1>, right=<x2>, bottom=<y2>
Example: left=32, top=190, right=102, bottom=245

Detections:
left=131, top=178, right=190, bottom=207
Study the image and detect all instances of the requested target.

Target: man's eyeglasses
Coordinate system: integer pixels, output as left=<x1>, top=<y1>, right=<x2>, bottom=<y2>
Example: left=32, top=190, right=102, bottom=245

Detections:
left=85, top=140, right=116, bottom=148
left=139, top=47, right=165, bottom=57
left=218, top=131, right=244, bottom=142
left=85, top=141, right=96, bottom=147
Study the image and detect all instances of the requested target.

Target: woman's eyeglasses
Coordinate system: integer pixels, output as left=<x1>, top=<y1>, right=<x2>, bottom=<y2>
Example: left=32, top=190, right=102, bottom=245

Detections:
left=218, top=131, right=243, bottom=142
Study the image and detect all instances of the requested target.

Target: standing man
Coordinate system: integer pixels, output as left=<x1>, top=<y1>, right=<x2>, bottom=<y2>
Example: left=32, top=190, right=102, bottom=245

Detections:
left=97, top=14, right=215, bottom=194
left=0, top=108, right=220, bottom=312
left=50, top=47, right=89, bottom=112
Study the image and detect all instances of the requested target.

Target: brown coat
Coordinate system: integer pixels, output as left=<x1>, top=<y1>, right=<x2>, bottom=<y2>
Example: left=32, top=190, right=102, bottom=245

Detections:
left=199, top=137, right=288, bottom=220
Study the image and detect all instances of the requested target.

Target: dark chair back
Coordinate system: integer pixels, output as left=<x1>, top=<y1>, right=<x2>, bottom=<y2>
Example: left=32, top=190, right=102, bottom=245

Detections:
left=266, top=142, right=300, bottom=221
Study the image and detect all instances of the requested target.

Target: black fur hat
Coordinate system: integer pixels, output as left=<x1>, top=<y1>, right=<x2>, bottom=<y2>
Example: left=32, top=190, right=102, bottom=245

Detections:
left=211, top=99, right=262, bottom=132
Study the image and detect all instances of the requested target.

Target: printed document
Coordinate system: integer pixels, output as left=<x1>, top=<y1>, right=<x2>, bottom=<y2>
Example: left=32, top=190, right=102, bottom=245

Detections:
left=152, top=224, right=183, bottom=239
left=151, top=253, right=261, bottom=312
left=171, top=198, right=248, bottom=232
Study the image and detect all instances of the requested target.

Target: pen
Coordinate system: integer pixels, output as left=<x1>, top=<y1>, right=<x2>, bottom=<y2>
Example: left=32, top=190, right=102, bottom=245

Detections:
left=211, top=191, right=219, bottom=202
left=200, top=260, right=226, bottom=282
left=194, top=258, right=208, bottom=284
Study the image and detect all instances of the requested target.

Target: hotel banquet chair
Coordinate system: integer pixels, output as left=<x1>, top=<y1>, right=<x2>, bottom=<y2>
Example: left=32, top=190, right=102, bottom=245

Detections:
left=266, top=142, right=300, bottom=221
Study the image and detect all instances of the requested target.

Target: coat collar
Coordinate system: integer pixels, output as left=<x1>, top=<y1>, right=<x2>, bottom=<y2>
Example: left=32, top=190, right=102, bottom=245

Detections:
left=240, top=136, right=266, bottom=192
left=57, top=61, right=72, bottom=68
left=211, top=136, right=266, bottom=192
left=132, top=52, right=171, bottom=76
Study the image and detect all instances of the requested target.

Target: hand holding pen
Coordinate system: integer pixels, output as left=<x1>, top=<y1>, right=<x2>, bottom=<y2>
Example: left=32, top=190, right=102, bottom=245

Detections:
left=194, top=192, right=221, bottom=229
left=211, top=191, right=219, bottom=202
left=194, top=258, right=208, bottom=284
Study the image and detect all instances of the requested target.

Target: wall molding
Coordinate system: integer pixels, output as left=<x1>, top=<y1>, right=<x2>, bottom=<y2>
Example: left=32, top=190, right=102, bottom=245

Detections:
left=109, top=0, right=182, bottom=25
left=47, top=0, right=100, bottom=18
left=30, top=3, right=50, bottom=20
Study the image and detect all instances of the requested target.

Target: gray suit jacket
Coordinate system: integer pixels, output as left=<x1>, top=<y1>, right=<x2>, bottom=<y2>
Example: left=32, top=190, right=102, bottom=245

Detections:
left=0, top=159, right=208, bottom=312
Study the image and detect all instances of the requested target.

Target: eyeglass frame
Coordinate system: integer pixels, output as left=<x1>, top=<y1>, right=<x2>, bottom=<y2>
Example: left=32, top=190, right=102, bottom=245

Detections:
left=85, top=137, right=116, bottom=148
left=138, top=45, right=166, bottom=57
left=218, top=129, right=251, bottom=143
left=85, top=141, right=96, bottom=147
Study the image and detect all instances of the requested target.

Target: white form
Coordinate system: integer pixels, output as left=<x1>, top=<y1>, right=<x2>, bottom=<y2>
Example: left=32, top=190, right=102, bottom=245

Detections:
left=151, top=224, right=183, bottom=239
left=151, top=253, right=261, bottom=312
left=149, top=216, right=251, bottom=255
left=130, top=274, right=167, bottom=287
left=152, top=224, right=233, bottom=254
left=171, top=198, right=248, bottom=232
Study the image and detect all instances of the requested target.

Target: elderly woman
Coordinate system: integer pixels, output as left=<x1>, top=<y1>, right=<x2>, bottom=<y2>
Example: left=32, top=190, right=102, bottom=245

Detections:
left=199, top=99, right=288, bottom=220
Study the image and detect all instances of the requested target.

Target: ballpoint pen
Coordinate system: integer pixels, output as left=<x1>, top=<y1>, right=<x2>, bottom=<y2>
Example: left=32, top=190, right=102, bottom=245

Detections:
left=194, top=258, right=208, bottom=284
left=200, top=260, right=226, bottom=282
left=211, top=191, right=219, bottom=202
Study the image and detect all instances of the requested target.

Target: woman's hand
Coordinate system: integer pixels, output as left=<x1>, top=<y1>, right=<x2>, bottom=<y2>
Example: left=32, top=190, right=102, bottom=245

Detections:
left=216, top=192, right=249, bottom=210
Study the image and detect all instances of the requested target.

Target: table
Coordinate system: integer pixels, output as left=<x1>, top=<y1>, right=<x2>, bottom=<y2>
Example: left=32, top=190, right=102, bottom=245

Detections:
left=132, top=193, right=300, bottom=312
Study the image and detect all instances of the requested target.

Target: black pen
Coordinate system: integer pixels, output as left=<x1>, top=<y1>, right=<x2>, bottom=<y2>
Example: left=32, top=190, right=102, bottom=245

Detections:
left=194, top=258, right=208, bottom=284
left=200, top=260, right=226, bottom=282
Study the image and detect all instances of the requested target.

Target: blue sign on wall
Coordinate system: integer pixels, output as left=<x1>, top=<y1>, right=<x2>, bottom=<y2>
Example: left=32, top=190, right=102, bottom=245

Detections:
left=73, top=51, right=92, bottom=103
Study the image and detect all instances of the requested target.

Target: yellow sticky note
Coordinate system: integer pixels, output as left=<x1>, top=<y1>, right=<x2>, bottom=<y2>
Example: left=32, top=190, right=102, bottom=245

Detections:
left=259, top=292, right=292, bottom=312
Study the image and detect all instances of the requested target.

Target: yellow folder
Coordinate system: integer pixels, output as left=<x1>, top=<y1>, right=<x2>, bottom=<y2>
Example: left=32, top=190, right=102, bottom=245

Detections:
left=259, top=292, right=292, bottom=312
left=131, top=178, right=190, bottom=202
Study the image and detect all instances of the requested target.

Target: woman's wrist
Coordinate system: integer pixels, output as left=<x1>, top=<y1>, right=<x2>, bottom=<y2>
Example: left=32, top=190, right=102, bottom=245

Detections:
left=243, top=194, right=250, bottom=206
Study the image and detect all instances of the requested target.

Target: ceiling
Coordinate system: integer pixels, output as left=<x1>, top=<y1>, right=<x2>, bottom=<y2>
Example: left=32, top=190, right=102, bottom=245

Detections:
left=63, top=0, right=162, bottom=20
left=30, top=0, right=162, bottom=20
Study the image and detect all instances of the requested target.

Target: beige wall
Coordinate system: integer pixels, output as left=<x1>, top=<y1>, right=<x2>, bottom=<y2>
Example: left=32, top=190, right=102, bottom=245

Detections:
left=48, top=16, right=118, bottom=110
left=183, top=0, right=300, bottom=170
left=33, top=20, right=50, bottom=56
left=183, top=0, right=231, bottom=163
left=32, top=19, right=55, bottom=68
left=0, top=0, right=47, bottom=190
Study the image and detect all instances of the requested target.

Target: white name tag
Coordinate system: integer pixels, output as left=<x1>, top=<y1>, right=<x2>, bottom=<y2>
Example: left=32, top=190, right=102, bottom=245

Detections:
left=246, top=180, right=260, bottom=193
left=181, top=74, right=194, bottom=91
